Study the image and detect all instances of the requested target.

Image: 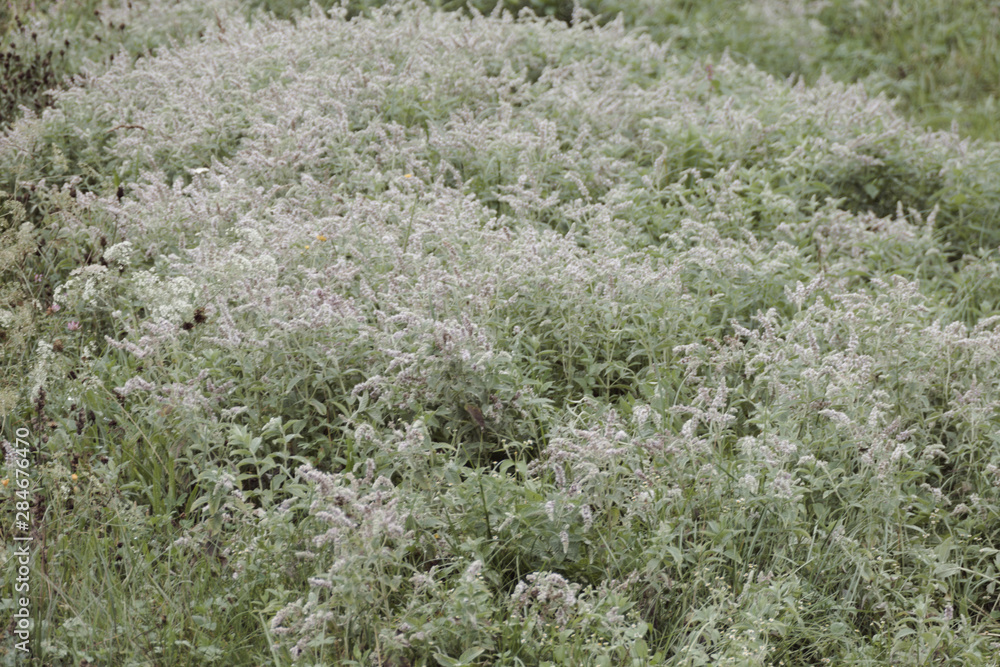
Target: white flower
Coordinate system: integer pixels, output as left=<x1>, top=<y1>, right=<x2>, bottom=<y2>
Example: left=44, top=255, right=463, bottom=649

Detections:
left=29, top=340, right=56, bottom=401
left=130, top=271, right=199, bottom=324
left=54, top=264, right=111, bottom=308
left=103, top=241, right=135, bottom=268
left=769, top=471, right=795, bottom=499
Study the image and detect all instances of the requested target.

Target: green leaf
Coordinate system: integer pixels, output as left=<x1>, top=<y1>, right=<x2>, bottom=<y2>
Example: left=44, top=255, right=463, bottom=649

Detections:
left=458, top=647, right=486, bottom=663
left=433, top=654, right=460, bottom=667
left=934, top=562, right=961, bottom=578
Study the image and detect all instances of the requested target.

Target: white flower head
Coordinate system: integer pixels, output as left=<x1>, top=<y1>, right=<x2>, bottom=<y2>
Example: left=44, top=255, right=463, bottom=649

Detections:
left=103, top=241, right=135, bottom=269
left=53, top=264, right=111, bottom=308
left=130, top=270, right=199, bottom=324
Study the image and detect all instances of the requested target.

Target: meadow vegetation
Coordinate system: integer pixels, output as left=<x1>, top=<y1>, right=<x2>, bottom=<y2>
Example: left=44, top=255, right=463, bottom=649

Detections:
left=2, top=0, right=1000, bottom=665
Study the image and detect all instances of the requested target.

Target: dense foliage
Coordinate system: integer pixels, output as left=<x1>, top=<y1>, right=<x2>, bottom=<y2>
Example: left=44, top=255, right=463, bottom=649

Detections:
left=2, top=1, right=1000, bottom=665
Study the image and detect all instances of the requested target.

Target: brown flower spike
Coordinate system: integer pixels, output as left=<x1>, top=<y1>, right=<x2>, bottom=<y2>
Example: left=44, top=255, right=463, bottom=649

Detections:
left=464, top=403, right=486, bottom=430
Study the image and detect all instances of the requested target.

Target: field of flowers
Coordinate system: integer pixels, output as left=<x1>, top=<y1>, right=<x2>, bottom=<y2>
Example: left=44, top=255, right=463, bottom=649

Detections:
left=2, top=0, right=1000, bottom=665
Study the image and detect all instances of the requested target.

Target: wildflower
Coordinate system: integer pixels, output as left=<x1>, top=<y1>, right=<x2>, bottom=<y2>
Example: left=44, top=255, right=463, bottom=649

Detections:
left=71, top=473, right=78, bottom=482
left=103, top=241, right=134, bottom=268
left=403, top=173, right=413, bottom=178
left=770, top=471, right=795, bottom=499
left=986, top=464, right=1000, bottom=486
left=113, top=376, right=156, bottom=396
left=315, top=234, right=327, bottom=242
left=464, top=403, right=486, bottom=430
left=307, top=576, right=334, bottom=590
left=510, top=572, right=581, bottom=628
left=462, top=559, right=484, bottom=583
left=819, top=409, right=852, bottom=428
left=67, top=321, right=81, bottom=331
left=496, top=513, right=515, bottom=532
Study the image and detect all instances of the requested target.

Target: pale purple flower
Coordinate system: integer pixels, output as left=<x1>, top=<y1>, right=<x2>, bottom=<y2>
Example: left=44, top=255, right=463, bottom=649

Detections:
left=2, top=439, right=17, bottom=467
left=114, top=376, right=156, bottom=396
left=769, top=471, right=795, bottom=499
left=462, top=559, right=484, bottom=583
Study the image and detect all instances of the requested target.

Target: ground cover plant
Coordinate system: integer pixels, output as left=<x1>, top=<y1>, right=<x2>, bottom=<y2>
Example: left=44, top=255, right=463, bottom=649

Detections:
left=247, top=0, right=1000, bottom=142
left=2, top=0, right=1000, bottom=665
left=0, top=0, right=255, bottom=132
left=6, top=0, right=1000, bottom=142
